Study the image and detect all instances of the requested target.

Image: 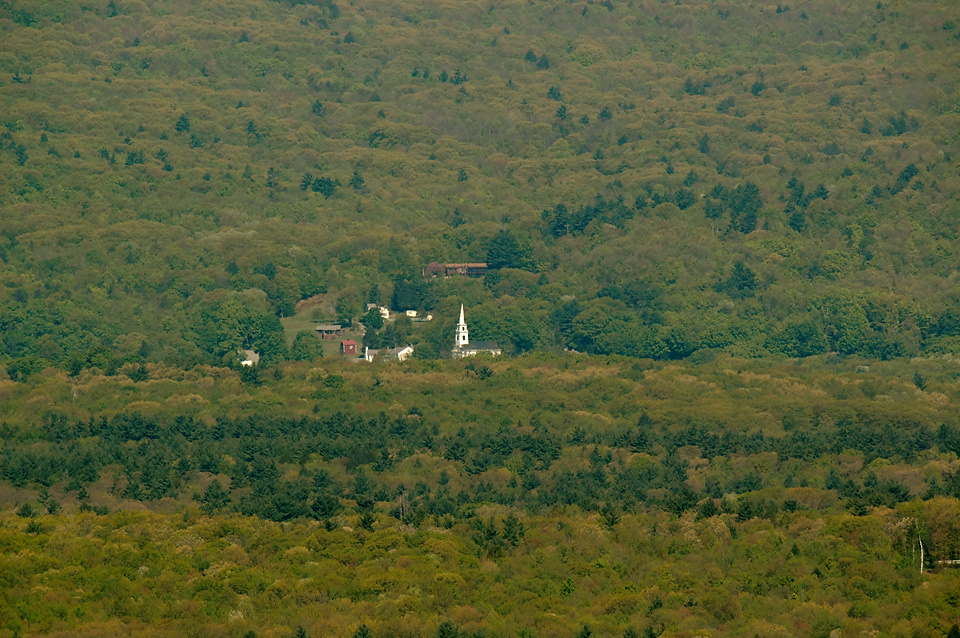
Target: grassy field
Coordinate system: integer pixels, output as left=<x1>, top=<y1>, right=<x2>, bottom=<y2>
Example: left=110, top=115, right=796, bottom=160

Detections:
left=282, top=293, right=366, bottom=357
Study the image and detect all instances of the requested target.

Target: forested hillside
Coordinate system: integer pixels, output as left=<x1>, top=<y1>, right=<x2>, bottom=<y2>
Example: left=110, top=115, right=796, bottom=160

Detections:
left=3, top=355, right=960, bottom=636
left=4, top=1, right=960, bottom=636
left=2, top=0, right=960, bottom=370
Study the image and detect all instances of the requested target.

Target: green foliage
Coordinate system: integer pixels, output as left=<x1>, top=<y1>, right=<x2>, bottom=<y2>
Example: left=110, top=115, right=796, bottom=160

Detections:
left=6, top=0, right=953, bottom=373
left=1, top=356, right=960, bottom=634
left=196, top=479, right=230, bottom=514
left=3, top=2, right=960, bottom=628
left=193, top=295, right=289, bottom=363
left=486, top=230, right=525, bottom=270
left=291, top=331, right=325, bottom=361
left=361, top=308, right=384, bottom=330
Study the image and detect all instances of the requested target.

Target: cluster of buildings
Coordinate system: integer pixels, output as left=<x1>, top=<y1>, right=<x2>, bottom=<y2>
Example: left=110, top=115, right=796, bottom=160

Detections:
left=423, top=262, right=489, bottom=278
left=242, top=260, right=501, bottom=367
left=318, top=303, right=500, bottom=363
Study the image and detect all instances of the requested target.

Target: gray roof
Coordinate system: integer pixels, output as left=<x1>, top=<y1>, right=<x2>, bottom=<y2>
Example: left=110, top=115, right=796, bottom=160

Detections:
left=459, top=341, right=501, bottom=351
left=315, top=324, right=342, bottom=331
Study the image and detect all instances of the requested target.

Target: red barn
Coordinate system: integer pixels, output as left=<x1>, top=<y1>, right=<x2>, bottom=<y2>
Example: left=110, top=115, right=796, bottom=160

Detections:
left=341, top=340, right=357, bottom=355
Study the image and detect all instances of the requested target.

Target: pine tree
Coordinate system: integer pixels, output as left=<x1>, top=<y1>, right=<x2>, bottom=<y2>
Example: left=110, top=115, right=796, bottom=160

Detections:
left=349, top=171, right=365, bottom=190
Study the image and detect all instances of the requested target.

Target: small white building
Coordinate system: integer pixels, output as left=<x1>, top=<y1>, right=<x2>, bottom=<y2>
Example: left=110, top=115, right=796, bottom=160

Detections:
left=367, top=303, right=391, bottom=320
left=363, top=345, right=415, bottom=363
left=240, top=349, right=260, bottom=367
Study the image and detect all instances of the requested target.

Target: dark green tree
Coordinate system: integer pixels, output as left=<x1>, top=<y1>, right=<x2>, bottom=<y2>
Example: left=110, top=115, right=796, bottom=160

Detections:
left=719, top=261, right=757, bottom=298
left=362, top=308, right=384, bottom=330
left=914, top=371, right=926, bottom=391
left=435, top=621, right=460, bottom=638
left=391, top=276, right=426, bottom=311
left=311, top=493, right=341, bottom=519
left=175, top=113, right=190, bottom=133
left=197, top=479, right=230, bottom=514
left=487, top=230, right=524, bottom=270
left=266, top=167, right=280, bottom=188
left=788, top=207, right=806, bottom=232
left=675, top=188, right=696, bottom=210
left=727, top=182, right=762, bottom=233
left=704, top=200, right=723, bottom=219
left=698, top=133, right=710, bottom=154
left=312, top=176, right=338, bottom=197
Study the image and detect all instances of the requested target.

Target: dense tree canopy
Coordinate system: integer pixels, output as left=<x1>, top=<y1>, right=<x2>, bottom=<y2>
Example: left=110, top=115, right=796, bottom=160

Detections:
left=2, top=1, right=960, bottom=636
left=0, top=355, right=960, bottom=635
left=0, top=0, right=957, bottom=372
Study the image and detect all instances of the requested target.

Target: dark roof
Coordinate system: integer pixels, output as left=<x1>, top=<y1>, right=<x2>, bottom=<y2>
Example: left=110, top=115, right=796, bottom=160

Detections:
left=444, top=262, right=488, bottom=268
left=462, top=341, right=501, bottom=351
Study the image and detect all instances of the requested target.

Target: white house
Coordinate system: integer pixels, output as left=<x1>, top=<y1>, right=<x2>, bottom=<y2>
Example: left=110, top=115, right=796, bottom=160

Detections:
left=363, top=345, right=415, bottom=363
left=365, top=304, right=391, bottom=320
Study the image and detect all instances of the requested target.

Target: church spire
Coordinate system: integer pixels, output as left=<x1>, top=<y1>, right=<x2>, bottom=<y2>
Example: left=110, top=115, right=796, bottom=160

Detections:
left=455, top=303, right=469, bottom=348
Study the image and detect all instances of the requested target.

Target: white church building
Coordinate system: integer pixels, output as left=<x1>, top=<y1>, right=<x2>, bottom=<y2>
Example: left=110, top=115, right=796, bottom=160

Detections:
left=451, top=304, right=502, bottom=358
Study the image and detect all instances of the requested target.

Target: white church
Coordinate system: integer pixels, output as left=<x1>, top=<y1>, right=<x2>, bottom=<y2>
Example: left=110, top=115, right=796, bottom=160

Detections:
left=451, top=304, right=502, bottom=358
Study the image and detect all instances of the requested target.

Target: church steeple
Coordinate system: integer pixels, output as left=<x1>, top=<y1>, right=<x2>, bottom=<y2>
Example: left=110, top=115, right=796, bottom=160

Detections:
left=455, top=303, right=469, bottom=348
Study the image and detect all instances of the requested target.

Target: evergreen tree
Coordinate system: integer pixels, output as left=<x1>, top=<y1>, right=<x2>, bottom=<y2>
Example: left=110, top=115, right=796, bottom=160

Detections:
left=788, top=207, right=806, bottom=232
left=487, top=230, right=524, bottom=270
left=435, top=621, right=460, bottom=638
left=197, top=479, right=230, bottom=514
left=719, top=261, right=757, bottom=298
left=312, top=176, right=338, bottom=197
